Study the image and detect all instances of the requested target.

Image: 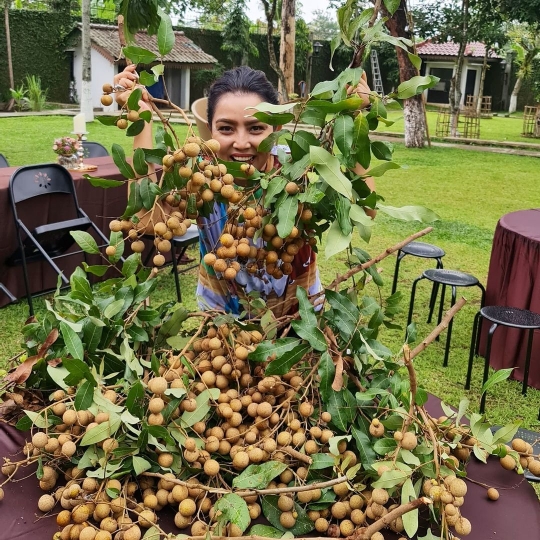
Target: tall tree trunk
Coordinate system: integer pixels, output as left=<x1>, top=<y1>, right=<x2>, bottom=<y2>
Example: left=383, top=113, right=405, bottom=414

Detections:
left=476, top=47, right=489, bottom=115
left=449, top=0, right=469, bottom=137
left=509, top=76, right=523, bottom=114
left=261, top=0, right=288, bottom=102
left=81, top=0, right=94, bottom=121
left=383, top=1, right=427, bottom=148
left=278, top=0, right=295, bottom=98
left=4, top=3, right=14, bottom=111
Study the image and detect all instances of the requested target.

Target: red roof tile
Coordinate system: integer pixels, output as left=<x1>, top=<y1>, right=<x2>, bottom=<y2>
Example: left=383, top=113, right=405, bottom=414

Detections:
left=77, top=23, right=217, bottom=68
left=417, top=39, right=502, bottom=59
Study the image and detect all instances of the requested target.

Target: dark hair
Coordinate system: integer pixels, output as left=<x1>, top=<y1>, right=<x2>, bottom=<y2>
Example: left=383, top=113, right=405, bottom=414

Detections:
left=207, top=66, right=279, bottom=126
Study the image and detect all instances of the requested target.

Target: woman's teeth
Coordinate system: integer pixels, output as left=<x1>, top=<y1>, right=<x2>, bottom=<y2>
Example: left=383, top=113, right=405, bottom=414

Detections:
left=231, top=156, right=254, bottom=162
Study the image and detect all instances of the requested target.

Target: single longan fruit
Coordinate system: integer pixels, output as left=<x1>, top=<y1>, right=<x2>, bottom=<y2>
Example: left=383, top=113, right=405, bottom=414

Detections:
left=61, top=441, right=77, bottom=457
left=285, top=182, right=299, bottom=195
left=315, top=518, right=329, bottom=533
left=528, top=459, right=540, bottom=476
left=280, top=512, right=296, bottom=529
left=117, top=118, right=128, bottom=130
left=131, top=240, right=145, bottom=253
left=183, top=142, right=201, bottom=157
left=179, top=498, right=197, bottom=517
left=203, top=459, right=220, bottom=476
left=153, top=254, right=166, bottom=267
left=157, top=452, right=174, bottom=468
left=38, top=494, right=56, bottom=512
left=339, top=519, right=355, bottom=536
left=487, top=487, right=499, bottom=501
left=102, top=82, right=113, bottom=94
left=32, top=431, right=49, bottom=449
left=123, top=526, right=142, bottom=540
left=72, top=504, right=91, bottom=524
left=299, top=401, right=314, bottom=417
left=372, top=488, right=389, bottom=505
left=109, top=219, right=122, bottom=232
left=204, top=139, right=221, bottom=153
left=401, top=431, right=418, bottom=450
left=333, top=481, right=349, bottom=497
left=105, top=245, right=117, bottom=257
left=500, top=454, right=516, bottom=471
left=331, top=501, right=348, bottom=519
left=449, top=478, right=467, bottom=497
left=127, top=110, right=140, bottom=122
left=203, top=253, right=217, bottom=266
left=148, top=377, right=168, bottom=395
left=278, top=495, right=294, bottom=512
left=101, top=94, right=113, bottom=106
left=454, top=516, right=472, bottom=536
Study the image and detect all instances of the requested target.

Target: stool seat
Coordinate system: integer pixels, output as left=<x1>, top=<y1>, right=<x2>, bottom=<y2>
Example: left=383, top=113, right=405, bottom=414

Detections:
left=479, top=306, right=540, bottom=330
left=423, top=268, right=479, bottom=287
left=401, top=241, right=445, bottom=259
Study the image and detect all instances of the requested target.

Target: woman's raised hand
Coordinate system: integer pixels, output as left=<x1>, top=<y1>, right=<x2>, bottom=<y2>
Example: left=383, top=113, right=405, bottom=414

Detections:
left=347, top=71, right=372, bottom=109
left=113, top=64, right=151, bottom=110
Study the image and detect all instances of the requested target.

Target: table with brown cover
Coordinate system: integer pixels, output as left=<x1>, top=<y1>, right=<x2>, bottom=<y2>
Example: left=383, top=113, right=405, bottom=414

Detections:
left=485, top=209, right=540, bottom=389
left=0, top=157, right=127, bottom=308
left=1, top=395, right=539, bottom=539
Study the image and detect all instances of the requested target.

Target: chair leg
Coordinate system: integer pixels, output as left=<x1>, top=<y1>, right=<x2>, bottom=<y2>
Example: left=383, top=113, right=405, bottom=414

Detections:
left=435, top=284, right=446, bottom=341
left=480, top=323, right=498, bottom=414
left=428, top=258, right=444, bottom=324
left=391, top=251, right=405, bottom=295
left=170, top=241, right=182, bottom=304
left=465, top=311, right=482, bottom=389
left=522, top=328, right=535, bottom=396
left=0, top=283, right=17, bottom=304
left=406, top=275, right=423, bottom=341
left=16, top=229, right=34, bottom=316
left=443, top=286, right=457, bottom=367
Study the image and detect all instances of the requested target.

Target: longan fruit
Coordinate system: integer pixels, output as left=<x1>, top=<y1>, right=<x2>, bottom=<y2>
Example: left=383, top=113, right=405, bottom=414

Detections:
left=454, top=516, right=472, bottom=536
left=528, top=459, right=540, bottom=476
left=72, top=504, right=91, bottom=524
left=153, top=254, right=166, bottom=267
left=487, top=487, right=499, bottom=500
left=157, top=452, right=174, bottom=468
left=321, top=411, right=332, bottom=423
left=333, top=481, right=349, bottom=497
left=38, top=494, right=56, bottom=512
left=331, top=501, right=348, bottom=520
left=116, top=118, right=128, bottom=130
left=204, top=139, right=221, bottom=153
left=183, top=143, right=201, bottom=157
left=101, top=94, right=113, bottom=106
left=280, top=512, right=296, bottom=529
left=148, top=377, right=168, bottom=395
left=339, top=519, right=355, bottom=536
left=61, top=441, right=77, bottom=457
left=315, top=517, right=329, bottom=533
left=285, top=182, right=299, bottom=195
left=351, top=508, right=365, bottom=525
left=372, top=488, right=389, bottom=505
left=449, top=478, right=467, bottom=497
left=203, top=459, right=220, bottom=476
left=32, top=431, right=49, bottom=449
left=299, top=402, right=314, bottom=417
left=401, top=431, right=418, bottom=450
left=95, top=532, right=112, bottom=540
left=179, top=498, right=197, bottom=517
left=123, top=526, right=142, bottom=540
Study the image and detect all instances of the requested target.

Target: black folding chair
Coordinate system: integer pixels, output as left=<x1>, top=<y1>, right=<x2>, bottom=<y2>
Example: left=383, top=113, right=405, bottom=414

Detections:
left=82, top=141, right=110, bottom=158
left=7, top=163, right=111, bottom=315
left=0, top=153, right=9, bottom=168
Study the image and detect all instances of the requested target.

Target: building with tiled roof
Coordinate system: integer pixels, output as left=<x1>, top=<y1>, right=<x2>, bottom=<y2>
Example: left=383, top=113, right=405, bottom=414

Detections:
left=69, top=24, right=217, bottom=111
left=416, top=39, right=508, bottom=108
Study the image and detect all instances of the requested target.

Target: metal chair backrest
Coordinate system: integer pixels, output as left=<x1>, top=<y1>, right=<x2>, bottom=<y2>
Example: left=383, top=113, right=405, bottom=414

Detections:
left=0, top=153, right=9, bottom=168
left=9, top=163, right=80, bottom=206
left=83, top=141, right=110, bottom=158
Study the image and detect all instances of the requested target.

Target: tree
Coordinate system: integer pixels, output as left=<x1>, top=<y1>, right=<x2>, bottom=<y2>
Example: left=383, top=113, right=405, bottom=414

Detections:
left=221, top=0, right=258, bottom=66
left=81, top=0, right=94, bottom=122
left=278, top=0, right=296, bottom=98
left=308, top=8, right=339, bottom=40
left=382, top=1, right=428, bottom=148
left=2, top=0, right=14, bottom=111
left=508, top=24, right=540, bottom=113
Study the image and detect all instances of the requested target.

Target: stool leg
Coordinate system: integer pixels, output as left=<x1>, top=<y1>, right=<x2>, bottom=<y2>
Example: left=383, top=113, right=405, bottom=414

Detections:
left=480, top=323, right=498, bottom=414
left=170, top=241, right=182, bottom=303
left=428, top=258, right=444, bottom=323
left=435, top=284, right=446, bottom=341
left=406, top=276, right=424, bottom=341
left=391, top=251, right=405, bottom=295
left=466, top=311, right=482, bottom=389
left=443, top=286, right=457, bottom=367
left=522, top=328, right=535, bottom=396
left=477, top=282, right=486, bottom=307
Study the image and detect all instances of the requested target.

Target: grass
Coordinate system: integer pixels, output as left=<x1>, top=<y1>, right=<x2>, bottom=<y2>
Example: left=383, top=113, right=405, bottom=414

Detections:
left=384, top=109, right=539, bottom=145
left=1, top=116, right=539, bottom=436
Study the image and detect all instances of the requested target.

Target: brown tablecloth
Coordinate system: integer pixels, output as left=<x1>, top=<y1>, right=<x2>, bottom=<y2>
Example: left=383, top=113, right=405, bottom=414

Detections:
left=1, top=395, right=539, bottom=539
left=0, top=157, right=127, bottom=307
left=485, top=209, right=540, bottom=389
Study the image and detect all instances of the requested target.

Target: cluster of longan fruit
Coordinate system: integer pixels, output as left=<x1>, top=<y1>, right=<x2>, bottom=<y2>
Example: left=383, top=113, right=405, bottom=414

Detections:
left=100, top=83, right=138, bottom=130
left=202, top=202, right=315, bottom=281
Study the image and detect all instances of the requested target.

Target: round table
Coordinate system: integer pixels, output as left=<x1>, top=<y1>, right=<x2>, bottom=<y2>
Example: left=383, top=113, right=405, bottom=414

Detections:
left=485, top=209, right=540, bottom=389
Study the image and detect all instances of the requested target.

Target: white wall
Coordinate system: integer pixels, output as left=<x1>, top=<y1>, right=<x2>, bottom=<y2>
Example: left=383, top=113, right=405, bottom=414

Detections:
left=425, top=59, right=481, bottom=105
left=73, top=45, right=117, bottom=111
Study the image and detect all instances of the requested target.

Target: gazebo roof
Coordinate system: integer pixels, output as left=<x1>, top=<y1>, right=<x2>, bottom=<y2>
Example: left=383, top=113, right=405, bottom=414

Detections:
left=417, top=39, right=503, bottom=59
left=75, top=23, right=217, bottom=68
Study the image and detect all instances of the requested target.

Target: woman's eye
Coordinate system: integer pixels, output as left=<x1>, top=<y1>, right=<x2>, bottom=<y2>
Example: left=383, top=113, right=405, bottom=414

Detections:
left=251, top=125, right=265, bottom=133
left=218, top=126, right=233, bottom=133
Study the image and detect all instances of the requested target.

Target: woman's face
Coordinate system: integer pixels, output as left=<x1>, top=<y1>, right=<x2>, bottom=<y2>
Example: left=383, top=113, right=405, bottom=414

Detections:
left=210, top=92, right=274, bottom=172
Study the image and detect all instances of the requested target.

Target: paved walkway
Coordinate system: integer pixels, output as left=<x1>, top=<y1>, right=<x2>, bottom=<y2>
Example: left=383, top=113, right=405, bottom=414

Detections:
left=3, top=109, right=540, bottom=158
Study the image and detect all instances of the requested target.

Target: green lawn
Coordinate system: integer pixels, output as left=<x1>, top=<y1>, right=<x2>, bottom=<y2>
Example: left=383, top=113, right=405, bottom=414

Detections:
left=384, top=109, right=539, bottom=145
left=1, top=116, right=539, bottom=436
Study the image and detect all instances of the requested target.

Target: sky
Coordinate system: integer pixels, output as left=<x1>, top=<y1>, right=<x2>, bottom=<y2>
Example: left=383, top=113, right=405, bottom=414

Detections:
left=245, top=0, right=337, bottom=23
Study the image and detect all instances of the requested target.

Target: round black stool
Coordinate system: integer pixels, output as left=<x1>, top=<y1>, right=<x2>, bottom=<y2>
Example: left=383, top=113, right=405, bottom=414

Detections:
left=466, top=306, right=540, bottom=414
left=391, top=241, right=445, bottom=295
left=407, top=269, right=485, bottom=367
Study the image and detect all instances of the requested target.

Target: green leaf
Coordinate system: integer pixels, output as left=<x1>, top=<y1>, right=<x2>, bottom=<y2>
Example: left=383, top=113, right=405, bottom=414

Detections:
left=352, top=114, right=371, bottom=169
left=351, top=425, right=376, bottom=468
left=383, top=0, right=401, bottom=16
left=127, top=88, right=142, bottom=112
left=326, top=389, right=354, bottom=432
left=132, top=456, right=152, bottom=476
left=157, top=10, right=174, bottom=56
left=80, top=414, right=121, bottom=445
left=250, top=102, right=295, bottom=114
left=82, top=263, right=109, bottom=277
left=401, top=477, right=419, bottom=538
left=329, top=34, right=341, bottom=70
left=180, top=388, right=220, bottom=427
left=112, top=143, right=136, bottom=179
left=96, top=115, right=119, bottom=126
left=292, top=130, right=320, bottom=155
left=262, top=496, right=315, bottom=536
left=377, top=204, right=440, bottom=223
left=126, top=380, right=146, bottom=419
left=248, top=338, right=300, bottom=362
left=127, top=119, right=146, bottom=137
left=155, top=306, right=189, bottom=347
left=85, top=175, right=125, bottom=188
left=325, top=290, right=360, bottom=340
left=309, top=453, right=335, bottom=470
left=104, top=299, right=125, bottom=320
left=63, top=358, right=95, bottom=386
left=334, top=115, right=354, bottom=158
left=139, top=178, right=155, bottom=210
left=70, top=231, right=100, bottom=254
left=265, top=343, right=311, bottom=376
left=252, top=111, right=295, bottom=126
left=276, top=194, right=298, bottom=238
left=310, top=147, right=352, bottom=199
left=492, top=421, right=522, bottom=445
left=142, top=526, right=160, bottom=540
left=264, top=176, right=287, bottom=206
left=307, top=96, right=362, bottom=113
left=258, top=130, right=290, bottom=153
left=122, top=253, right=141, bottom=278
left=60, top=321, right=84, bottom=360
left=366, top=161, right=400, bottom=177
left=373, top=438, right=398, bottom=455
left=371, top=141, right=393, bottom=161
left=300, top=107, right=326, bottom=128
left=408, top=52, right=422, bottom=70
left=371, top=469, right=411, bottom=489
left=396, top=75, right=439, bottom=99
left=249, top=525, right=283, bottom=538
left=481, top=368, right=514, bottom=394
left=290, top=288, right=326, bottom=352
left=139, top=70, right=157, bottom=86
left=122, top=46, right=157, bottom=64
left=400, top=449, right=421, bottom=466
left=318, top=351, right=335, bottom=403
left=325, top=219, right=352, bottom=259
left=233, top=461, right=288, bottom=489
left=17, top=410, right=50, bottom=430
left=311, top=79, right=339, bottom=97
left=74, top=380, right=94, bottom=411
left=214, top=493, right=251, bottom=533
